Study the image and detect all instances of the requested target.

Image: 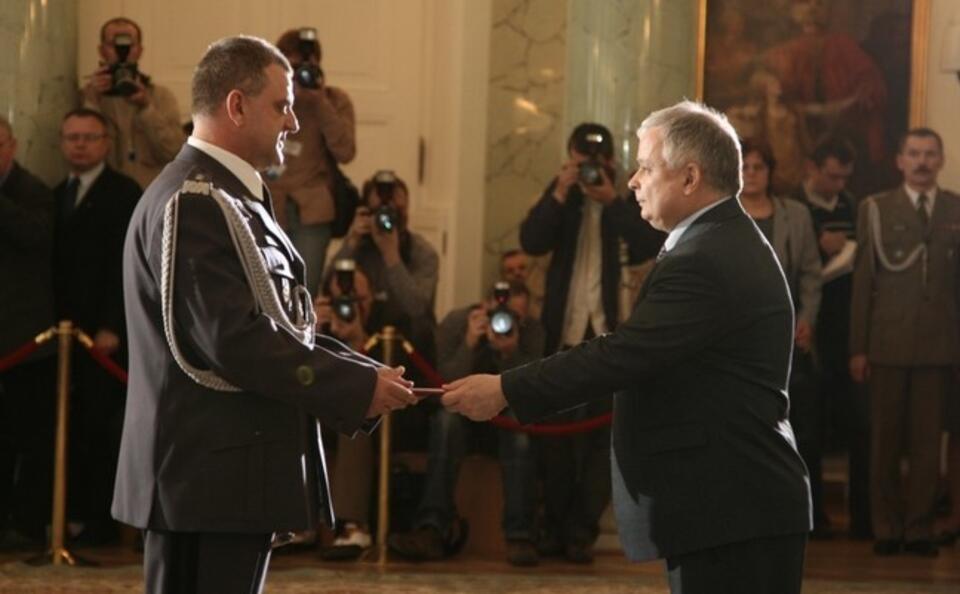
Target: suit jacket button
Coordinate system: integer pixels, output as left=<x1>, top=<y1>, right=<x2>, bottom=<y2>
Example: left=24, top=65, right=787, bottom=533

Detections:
left=296, top=365, right=315, bottom=386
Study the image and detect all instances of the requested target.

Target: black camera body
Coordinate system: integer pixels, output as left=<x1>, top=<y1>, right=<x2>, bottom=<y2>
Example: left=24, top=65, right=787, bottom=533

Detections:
left=106, top=33, right=140, bottom=97
left=576, top=132, right=608, bottom=186
left=487, top=281, right=515, bottom=336
left=294, top=28, right=325, bottom=89
left=331, top=259, right=358, bottom=323
left=372, top=169, right=399, bottom=233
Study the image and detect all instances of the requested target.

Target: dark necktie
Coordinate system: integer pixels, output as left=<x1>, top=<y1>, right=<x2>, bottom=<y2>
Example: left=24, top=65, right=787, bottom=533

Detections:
left=60, top=176, right=80, bottom=221
left=917, top=193, right=929, bottom=228
left=656, top=244, right=668, bottom=262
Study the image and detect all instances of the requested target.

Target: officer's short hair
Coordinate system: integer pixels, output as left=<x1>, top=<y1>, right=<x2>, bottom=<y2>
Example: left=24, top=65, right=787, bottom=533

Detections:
left=639, top=101, right=742, bottom=197
left=899, top=127, right=944, bottom=154
left=191, top=36, right=291, bottom=116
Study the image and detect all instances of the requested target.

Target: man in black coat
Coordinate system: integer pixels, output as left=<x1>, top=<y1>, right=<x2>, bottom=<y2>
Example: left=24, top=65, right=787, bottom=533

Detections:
left=518, top=124, right=663, bottom=561
left=112, top=36, right=415, bottom=594
left=53, top=108, right=141, bottom=545
left=444, top=101, right=811, bottom=594
left=0, top=116, right=56, bottom=547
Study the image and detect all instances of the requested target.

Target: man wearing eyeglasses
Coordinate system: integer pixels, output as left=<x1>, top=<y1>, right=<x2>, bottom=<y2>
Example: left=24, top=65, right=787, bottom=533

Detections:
left=82, top=17, right=184, bottom=188
left=53, top=107, right=141, bottom=546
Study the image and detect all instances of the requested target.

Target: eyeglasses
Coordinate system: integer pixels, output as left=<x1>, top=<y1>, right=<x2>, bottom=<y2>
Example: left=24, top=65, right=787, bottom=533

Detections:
left=62, top=133, right=107, bottom=143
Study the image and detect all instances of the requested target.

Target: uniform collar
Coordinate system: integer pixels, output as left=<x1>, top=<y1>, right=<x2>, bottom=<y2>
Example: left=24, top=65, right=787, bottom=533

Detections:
left=187, top=136, right=263, bottom=201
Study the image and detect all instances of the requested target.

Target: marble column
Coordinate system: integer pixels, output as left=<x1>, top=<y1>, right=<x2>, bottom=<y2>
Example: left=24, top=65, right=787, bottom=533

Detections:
left=0, top=0, right=78, bottom=186
left=483, top=0, right=568, bottom=285
left=565, top=0, right=699, bottom=175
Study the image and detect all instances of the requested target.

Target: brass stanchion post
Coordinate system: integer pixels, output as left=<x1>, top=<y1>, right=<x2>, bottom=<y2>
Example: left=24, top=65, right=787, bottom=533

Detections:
left=376, top=326, right=397, bottom=567
left=50, top=320, right=78, bottom=565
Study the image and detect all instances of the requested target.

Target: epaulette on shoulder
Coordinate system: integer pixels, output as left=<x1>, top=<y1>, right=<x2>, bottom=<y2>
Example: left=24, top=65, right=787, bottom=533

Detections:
left=180, top=168, right=213, bottom=196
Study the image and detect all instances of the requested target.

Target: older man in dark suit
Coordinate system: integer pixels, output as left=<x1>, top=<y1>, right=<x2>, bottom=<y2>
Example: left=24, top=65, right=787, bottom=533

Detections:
left=113, top=36, right=416, bottom=594
left=443, top=101, right=811, bottom=594
left=0, top=116, right=56, bottom=547
left=53, top=108, right=141, bottom=545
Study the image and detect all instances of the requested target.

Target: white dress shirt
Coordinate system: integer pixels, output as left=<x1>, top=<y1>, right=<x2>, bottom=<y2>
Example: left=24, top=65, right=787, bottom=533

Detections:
left=187, top=136, right=264, bottom=201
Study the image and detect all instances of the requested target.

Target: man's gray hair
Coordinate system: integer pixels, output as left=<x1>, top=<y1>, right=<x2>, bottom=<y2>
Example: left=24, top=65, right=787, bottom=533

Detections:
left=639, top=100, right=742, bottom=197
left=191, top=35, right=291, bottom=116
left=0, top=115, right=12, bottom=138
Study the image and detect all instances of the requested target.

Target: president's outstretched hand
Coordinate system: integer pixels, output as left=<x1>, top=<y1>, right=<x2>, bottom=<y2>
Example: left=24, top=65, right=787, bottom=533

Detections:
left=441, top=374, right=507, bottom=421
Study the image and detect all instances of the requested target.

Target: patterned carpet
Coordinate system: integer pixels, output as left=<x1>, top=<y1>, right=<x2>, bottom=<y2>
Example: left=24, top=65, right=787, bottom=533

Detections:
left=1, top=562, right=958, bottom=594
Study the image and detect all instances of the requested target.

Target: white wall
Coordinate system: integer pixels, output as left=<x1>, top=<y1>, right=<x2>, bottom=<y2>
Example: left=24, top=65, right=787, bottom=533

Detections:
left=926, top=0, right=960, bottom=190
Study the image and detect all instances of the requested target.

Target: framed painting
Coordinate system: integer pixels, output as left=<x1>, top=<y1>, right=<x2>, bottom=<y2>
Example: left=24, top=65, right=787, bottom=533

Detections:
left=696, top=0, right=930, bottom=196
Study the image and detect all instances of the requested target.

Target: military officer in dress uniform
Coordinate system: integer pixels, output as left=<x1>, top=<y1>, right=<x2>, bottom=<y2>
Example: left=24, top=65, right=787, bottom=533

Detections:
left=112, top=36, right=417, bottom=594
left=850, top=127, right=960, bottom=558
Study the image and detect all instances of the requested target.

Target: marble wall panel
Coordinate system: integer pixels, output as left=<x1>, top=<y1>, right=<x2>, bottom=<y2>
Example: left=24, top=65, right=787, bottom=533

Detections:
left=0, top=0, right=78, bottom=186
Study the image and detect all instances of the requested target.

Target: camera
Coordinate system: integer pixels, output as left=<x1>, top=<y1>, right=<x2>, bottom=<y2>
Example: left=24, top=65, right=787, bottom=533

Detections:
left=487, top=281, right=515, bottom=336
left=577, top=132, right=606, bottom=186
left=293, top=28, right=325, bottom=89
left=372, top=170, right=399, bottom=233
left=107, top=33, right=140, bottom=97
left=331, top=259, right=358, bottom=323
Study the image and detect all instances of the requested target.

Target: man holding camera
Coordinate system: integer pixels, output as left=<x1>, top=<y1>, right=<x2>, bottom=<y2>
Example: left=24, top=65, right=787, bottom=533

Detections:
left=389, top=282, right=544, bottom=566
left=268, top=28, right=356, bottom=292
left=519, top=123, right=663, bottom=562
left=82, top=17, right=184, bottom=189
left=332, top=171, right=438, bottom=356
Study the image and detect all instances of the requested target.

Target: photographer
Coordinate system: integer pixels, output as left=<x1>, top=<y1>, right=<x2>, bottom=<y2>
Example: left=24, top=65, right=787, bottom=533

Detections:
left=388, top=282, right=544, bottom=566
left=312, top=260, right=378, bottom=558
left=81, top=17, right=184, bottom=188
left=268, top=28, right=356, bottom=291
left=331, top=171, right=438, bottom=357
left=519, top=123, right=663, bottom=562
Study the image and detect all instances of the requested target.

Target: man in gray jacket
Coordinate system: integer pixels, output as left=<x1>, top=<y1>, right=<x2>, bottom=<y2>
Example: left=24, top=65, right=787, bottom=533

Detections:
left=850, top=127, right=960, bottom=557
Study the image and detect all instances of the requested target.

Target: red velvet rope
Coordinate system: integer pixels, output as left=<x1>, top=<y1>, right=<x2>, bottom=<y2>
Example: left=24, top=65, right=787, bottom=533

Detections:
left=398, top=339, right=611, bottom=436
left=0, top=340, right=40, bottom=373
left=78, top=340, right=129, bottom=384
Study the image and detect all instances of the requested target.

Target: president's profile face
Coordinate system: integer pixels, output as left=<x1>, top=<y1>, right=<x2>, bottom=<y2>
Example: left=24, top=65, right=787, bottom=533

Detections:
left=628, top=127, right=686, bottom=232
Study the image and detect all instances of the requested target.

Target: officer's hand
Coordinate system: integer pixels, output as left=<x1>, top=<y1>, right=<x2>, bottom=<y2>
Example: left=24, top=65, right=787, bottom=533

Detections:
left=465, top=306, right=488, bottom=349
left=93, top=329, right=120, bottom=355
left=581, top=167, right=617, bottom=205
left=313, top=296, right=333, bottom=329
left=850, top=354, right=870, bottom=384
left=552, top=160, right=579, bottom=203
left=442, top=374, right=507, bottom=421
left=366, top=366, right=416, bottom=418
left=819, top=231, right=846, bottom=257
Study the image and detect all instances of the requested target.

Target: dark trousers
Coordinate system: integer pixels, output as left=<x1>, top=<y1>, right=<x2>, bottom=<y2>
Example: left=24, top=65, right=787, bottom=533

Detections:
left=68, top=352, right=126, bottom=534
left=789, top=350, right=825, bottom=528
left=665, top=532, right=807, bottom=594
left=537, top=397, right=612, bottom=546
left=869, top=365, right=947, bottom=541
left=0, top=356, right=56, bottom=540
left=416, top=408, right=536, bottom=540
left=144, top=529, right=272, bottom=594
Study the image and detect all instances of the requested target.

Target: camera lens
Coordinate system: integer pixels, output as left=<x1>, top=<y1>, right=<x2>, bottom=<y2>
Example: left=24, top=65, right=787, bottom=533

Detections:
left=490, top=310, right=514, bottom=335
left=376, top=205, right=396, bottom=232
left=333, top=296, right=356, bottom=323
left=578, top=162, right=603, bottom=186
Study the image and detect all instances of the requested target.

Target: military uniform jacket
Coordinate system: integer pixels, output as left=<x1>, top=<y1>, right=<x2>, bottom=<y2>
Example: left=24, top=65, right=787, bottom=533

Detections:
left=113, top=144, right=379, bottom=534
left=850, top=186, right=960, bottom=366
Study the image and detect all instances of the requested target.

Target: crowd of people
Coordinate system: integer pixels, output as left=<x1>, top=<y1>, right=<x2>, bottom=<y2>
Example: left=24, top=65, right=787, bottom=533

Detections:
left=1, top=17, right=959, bottom=577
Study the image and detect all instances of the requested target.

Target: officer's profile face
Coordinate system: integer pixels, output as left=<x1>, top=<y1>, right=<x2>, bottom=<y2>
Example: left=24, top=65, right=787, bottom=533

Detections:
left=243, top=64, right=299, bottom=170
left=61, top=116, right=110, bottom=173
left=99, top=21, right=143, bottom=64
